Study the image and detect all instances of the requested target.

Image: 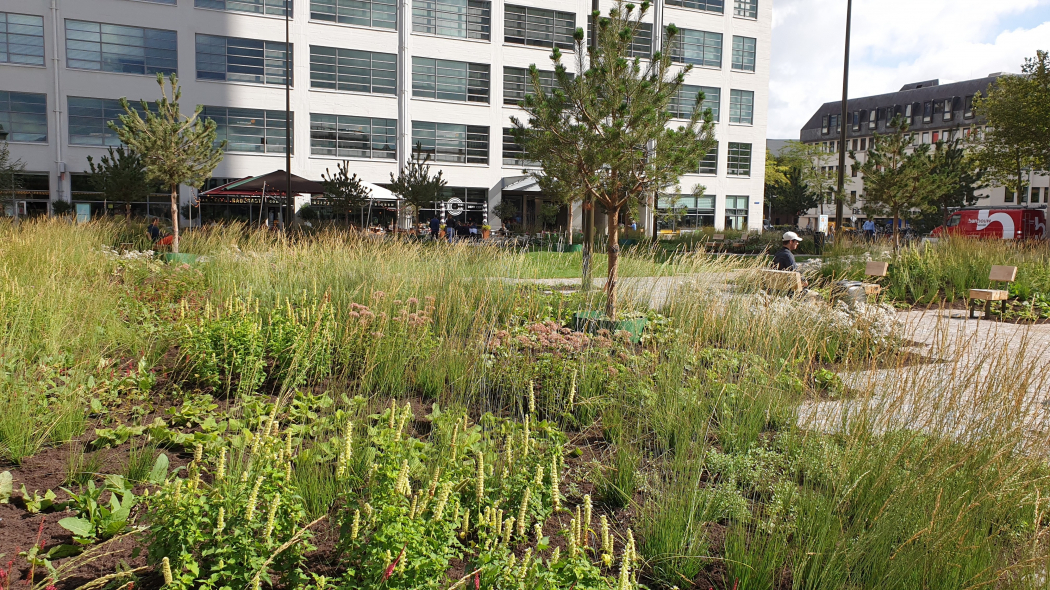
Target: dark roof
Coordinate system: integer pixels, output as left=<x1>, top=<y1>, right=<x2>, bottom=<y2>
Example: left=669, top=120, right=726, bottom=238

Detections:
left=766, top=139, right=793, bottom=156
left=800, top=75, right=1002, bottom=142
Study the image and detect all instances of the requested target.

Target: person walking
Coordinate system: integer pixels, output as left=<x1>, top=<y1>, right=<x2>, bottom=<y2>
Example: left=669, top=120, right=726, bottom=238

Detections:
left=445, top=216, right=457, bottom=244
left=429, top=215, right=441, bottom=240
left=862, top=219, right=875, bottom=241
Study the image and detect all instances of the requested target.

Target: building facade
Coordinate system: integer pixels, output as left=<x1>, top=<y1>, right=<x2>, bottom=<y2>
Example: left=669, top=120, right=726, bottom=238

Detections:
left=0, top=0, right=771, bottom=230
left=797, top=75, right=1050, bottom=230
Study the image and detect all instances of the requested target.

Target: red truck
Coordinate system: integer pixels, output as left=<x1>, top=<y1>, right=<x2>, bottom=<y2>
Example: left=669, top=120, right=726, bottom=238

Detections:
left=932, top=207, right=1047, bottom=240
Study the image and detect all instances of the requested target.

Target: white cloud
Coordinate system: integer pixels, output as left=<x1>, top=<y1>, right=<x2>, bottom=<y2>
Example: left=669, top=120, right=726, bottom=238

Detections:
left=767, top=0, right=1050, bottom=138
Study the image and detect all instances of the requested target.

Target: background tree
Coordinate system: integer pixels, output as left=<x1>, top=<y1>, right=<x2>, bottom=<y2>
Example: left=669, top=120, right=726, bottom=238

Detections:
left=86, top=145, right=151, bottom=218
left=654, top=193, right=689, bottom=230
left=780, top=140, right=839, bottom=217
left=766, top=165, right=819, bottom=227
left=913, top=139, right=983, bottom=232
left=113, top=74, right=224, bottom=253
left=321, top=161, right=373, bottom=227
left=972, top=51, right=1050, bottom=202
left=493, top=199, right=520, bottom=229
left=852, top=118, right=936, bottom=249
left=389, top=143, right=447, bottom=228
left=512, top=0, right=716, bottom=317
left=0, top=141, right=26, bottom=218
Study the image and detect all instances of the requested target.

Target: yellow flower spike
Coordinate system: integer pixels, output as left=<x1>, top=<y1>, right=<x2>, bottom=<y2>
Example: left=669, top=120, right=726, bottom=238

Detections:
left=409, top=492, right=419, bottom=519
left=395, top=407, right=409, bottom=443
left=459, top=508, right=470, bottom=539
left=550, top=457, right=561, bottom=513
left=450, top=423, right=460, bottom=462
left=475, top=452, right=485, bottom=505
left=523, top=415, right=531, bottom=456
left=494, top=509, right=503, bottom=531
left=507, top=553, right=517, bottom=570
left=627, top=529, right=637, bottom=566
left=617, top=553, right=631, bottom=590
left=601, top=516, right=611, bottom=557
left=395, top=460, right=410, bottom=496
left=506, top=434, right=515, bottom=467
left=433, top=482, right=452, bottom=521
left=388, top=401, right=397, bottom=430
left=216, top=447, right=227, bottom=482
left=568, top=520, right=578, bottom=558
left=503, top=517, right=515, bottom=545
left=240, top=470, right=250, bottom=484
left=427, top=468, right=441, bottom=498
left=551, top=546, right=560, bottom=563
left=161, top=556, right=173, bottom=584
left=528, top=381, right=535, bottom=415
left=285, top=460, right=292, bottom=482
left=350, top=509, right=360, bottom=541
left=364, top=502, right=374, bottom=523
left=583, top=495, right=593, bottom=548
left=216, top=507, right=226, bottom=534
left=285, top=430, right=294, bottom=459
left=534, top=523, right=543, bottom=544
left=574, top=506, right=582, bottom=545
left=519, top=548, right=532, bottom=581
left=246, top=475, right=264, bottom=521
left=193, top=443, right=203, bottom=464
left=264, top=493, right=281, bottom=544
left=516, top=488, right=531, bottom=538
left=534, top=464, right=543, bottom=489
left=383, top=550, right=393, bottom=572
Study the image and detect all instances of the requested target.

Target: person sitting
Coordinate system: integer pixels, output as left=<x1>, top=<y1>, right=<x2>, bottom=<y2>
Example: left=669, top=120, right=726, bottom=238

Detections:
left=147, top=218, right=161, bottom=243
left=772, top=231, right=808, bottom=286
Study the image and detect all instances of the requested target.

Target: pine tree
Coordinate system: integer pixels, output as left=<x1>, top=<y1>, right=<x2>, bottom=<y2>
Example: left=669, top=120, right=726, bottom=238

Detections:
left=86, top=145, right=152, bottom=218
left=321, top=161, right=373, bottom=226
left=112, top=74, right=225, bottom=253
left=767, top=165, right=818, bottom=227
left=852, top=118, right=937, bottom=249
left=0, top=141, right=26, bottom=218
left=511, top=0, right=716, bottom=318
left=389, top=143, right=448, bottom=227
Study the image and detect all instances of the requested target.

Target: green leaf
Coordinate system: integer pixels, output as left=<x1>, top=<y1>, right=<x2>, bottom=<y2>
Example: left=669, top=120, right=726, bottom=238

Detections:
left=58, top=517, right=95, bottom=538
left=0, top=471, right=11, bottom=503
left=48, top=544, right=84, bottom=559
left=149, top=453, right=170, bottom=484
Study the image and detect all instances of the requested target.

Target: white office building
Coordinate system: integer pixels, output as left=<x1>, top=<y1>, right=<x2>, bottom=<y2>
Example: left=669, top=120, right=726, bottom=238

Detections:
left=1, top=0, right=771, bottom=230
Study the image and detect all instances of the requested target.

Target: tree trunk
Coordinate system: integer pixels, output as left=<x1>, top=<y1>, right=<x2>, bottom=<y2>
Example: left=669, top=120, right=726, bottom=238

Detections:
left=170, top=184, right=180, bottom=254
left=892, top=209, right=900, bottom=253
left=605, top=205, right=621, bottom=319
left=582, top=198, right=594, bottom=291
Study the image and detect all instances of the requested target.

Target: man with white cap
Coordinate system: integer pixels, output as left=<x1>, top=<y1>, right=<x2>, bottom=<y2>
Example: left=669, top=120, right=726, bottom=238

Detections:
left=772, top=231, right=809, bottom=287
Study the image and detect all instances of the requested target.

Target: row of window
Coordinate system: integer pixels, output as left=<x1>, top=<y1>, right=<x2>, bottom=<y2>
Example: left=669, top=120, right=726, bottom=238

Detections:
left=2, top=10, right=757, bottom=82
left=1, top=91, right=756, bottom=176
left=820, top=96, right=979, bottom=135
left=655, top=194, right=752, bottom=230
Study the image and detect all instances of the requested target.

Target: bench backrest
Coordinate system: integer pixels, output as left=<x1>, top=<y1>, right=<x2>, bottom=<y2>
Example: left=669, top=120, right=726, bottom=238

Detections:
left=989, top=265, right=1018, bottom=283
left=759, top=268, right=803, bottom=292
left=712, top=234, right=725, bottom=241
left=865, top=261, right=889, bottom=277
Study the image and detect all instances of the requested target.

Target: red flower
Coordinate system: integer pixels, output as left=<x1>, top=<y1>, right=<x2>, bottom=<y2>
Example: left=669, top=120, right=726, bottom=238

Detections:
left=381, top=544, right=407, bottom=582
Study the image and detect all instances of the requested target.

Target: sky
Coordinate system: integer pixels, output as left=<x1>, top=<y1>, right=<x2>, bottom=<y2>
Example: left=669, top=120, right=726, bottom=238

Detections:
left=767, top=0, right=1050, bottom=139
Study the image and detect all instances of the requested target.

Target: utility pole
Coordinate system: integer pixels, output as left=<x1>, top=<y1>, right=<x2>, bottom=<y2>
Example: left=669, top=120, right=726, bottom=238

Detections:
left=834, top=0, right=852, bottom=234
left=285, top=0, right=293, bottom=229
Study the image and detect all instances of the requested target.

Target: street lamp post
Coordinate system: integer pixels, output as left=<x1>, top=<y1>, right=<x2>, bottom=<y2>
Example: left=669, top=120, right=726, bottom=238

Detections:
left=835, top=0, right=853, bottom=234
left=285, top=0, right=293, bottom=229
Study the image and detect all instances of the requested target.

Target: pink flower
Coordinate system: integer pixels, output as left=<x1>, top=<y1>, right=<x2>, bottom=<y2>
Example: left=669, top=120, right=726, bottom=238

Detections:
left=373, top=291, right=386, bottom=300
left=407, top=297, right=419, bottom=305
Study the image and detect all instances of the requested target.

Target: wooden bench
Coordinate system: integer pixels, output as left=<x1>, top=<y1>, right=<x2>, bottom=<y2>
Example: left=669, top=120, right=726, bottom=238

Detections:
left=710, top=233, right=725, bottom=243
left=969, top=265, right=1017, bottom=319
left=863, top=261, right=889, bottom=299
left=757, top=268, right=804, bottom=295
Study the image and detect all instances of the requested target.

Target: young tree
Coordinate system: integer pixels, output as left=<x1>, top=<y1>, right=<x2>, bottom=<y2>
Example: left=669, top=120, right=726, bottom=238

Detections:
left=654, top=193, right=689, bottom=231
left=389, top=143, right=448, bottom=227
left=112, top=74, right=225, bottom=253
left=512, top=0, right=716, bottom=318
left=321, top=161, right=373, bottom=226
left=780, top=140, right=839, bottom=216
left=925, top=139, right=983, bottom=228
left=766, top=165, right=819, bottom=227
left=86, top=145, right=152, bottom=218
left=0, top=141, right=26, bottom=218
left=852, top=118, right=936, bottom=249
left=972, top=51, right=1050, bottom=201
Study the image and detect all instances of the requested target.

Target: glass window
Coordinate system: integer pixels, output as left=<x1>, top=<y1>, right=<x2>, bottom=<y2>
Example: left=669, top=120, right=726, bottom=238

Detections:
left=502, top=127, right=537, bottom=166
left=588, top=17, right=650, bottom=57
left=868, top=108, right=877, bottom=129
left=413, top=0, right=491, bottom=40
left=731, top=36, right=755, bottom=72
left=506, top=5, right=575, bottom=50
left=195, top=0, right=291, bottom=16
left=670, top=28, right=722, bottom=68
left=503, top=66, right=568, bottom=105
left=311, top=0, right=396, bottom=29
left=942, top=97, right=954, bottom=121
left=964, top=95, right=974, bottom=119
left=202, top=106, right=292, bottom=153
left=310, top=46, right=396, bottom=94
left=669, top=85, right=719, bottom=121
left=65, top=20, right=178, bottom=76
left=725, top=195, right=748, bottom=230
left=0, top=12, right=46, bottom=66
left=135, top=0, right=177, bottom=3
left=698, top=141, right=717, bottom=174
left=734, top=0, right=757, bottom=18
left=413, top=57, right=489, bottom=103
left=196, top=34, right=291, bottom=85
left=310, top=113, right=395, bottom=159
left=0, top=91, right=47, bottom=143
left=726, top=142, right=751, bottom=176
left=664, top=0, right=723, bottom=14
left=412, top=121, right=488, bottom=164
left=657, top=194, right=716, bottom=229
left=821, top=115, right=829, bottom=135
left=68, top=96, right=151, bottom=146
left=922, top=101, right=932, bottom=123
left=729, top=89, right=753, bottom=124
